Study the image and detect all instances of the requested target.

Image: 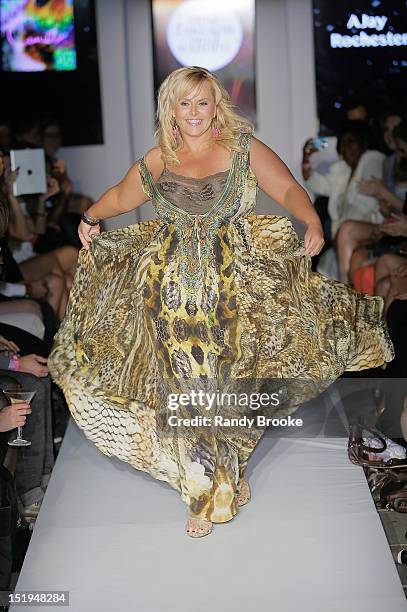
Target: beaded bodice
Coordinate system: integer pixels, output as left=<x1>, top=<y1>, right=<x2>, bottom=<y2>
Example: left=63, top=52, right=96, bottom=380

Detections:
left=155, top=168, right=229, bottom=215
left=138, top=132, right=257, bottom=314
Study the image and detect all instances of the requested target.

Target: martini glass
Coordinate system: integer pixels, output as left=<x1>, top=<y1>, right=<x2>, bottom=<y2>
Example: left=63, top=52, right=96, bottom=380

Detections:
left=2, top=389, right=36, bottom=447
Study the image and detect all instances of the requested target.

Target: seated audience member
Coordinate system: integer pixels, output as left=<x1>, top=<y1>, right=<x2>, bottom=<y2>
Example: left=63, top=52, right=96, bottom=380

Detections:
left=0, top=355, right=54, bottom=521
left=11, top=119, right=42, bottom=150
left=0, top=373, right=54, bottom=521
left=0, top=161, right=57, bottom=346
left=344, top=98, right=369, bottom=123
left=382, top=299, right=407, bottom=443
left=0, top=377, right=31, bottom=590
left=0, top=122, right=11, bottom=152
left=374, top=250, right=407, bottom=314
left=335, top=118, right=407, bottom=285
left=35, top=119, right=83, bottom=251
left=0, top=149, right=77, bottom=321
left=302, top=121, right=384, bottom=280
left=0, top=238, right=58, bottom=351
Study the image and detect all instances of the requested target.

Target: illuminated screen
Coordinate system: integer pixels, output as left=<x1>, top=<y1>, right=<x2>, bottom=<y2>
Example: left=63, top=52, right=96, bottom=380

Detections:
left=0, top=0, right=103, bottom=146
left=313, top=0, right=407, bottom=132
left=1, top=0, right=76, bottom=72
left=151, top=0, right=256, bottom=123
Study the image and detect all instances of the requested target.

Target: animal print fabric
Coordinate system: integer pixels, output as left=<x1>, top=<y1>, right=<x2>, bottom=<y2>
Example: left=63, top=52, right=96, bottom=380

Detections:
left=48, top=132, right=394, bottom=523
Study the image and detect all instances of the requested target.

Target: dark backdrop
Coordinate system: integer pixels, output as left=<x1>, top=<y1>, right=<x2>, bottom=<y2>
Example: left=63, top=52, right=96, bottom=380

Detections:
left=313, top=0, right=407, bottom=133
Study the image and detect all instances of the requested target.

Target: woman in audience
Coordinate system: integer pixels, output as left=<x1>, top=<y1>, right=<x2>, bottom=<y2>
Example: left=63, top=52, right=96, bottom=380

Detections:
left=0, top=369, right=54, bottom=522
left=302, top=121, right=384, bottom=280
left=35, top=119, right=83, bottom=251
left=1, top=149, right=77, bottom=321
left=373, top=213, right=407, bottom=312
left=332, top=116, right=407, bottom=285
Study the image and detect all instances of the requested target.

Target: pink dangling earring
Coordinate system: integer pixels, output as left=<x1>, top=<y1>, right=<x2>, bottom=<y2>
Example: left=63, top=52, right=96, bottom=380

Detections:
left=212, top=117, right=221, bottom=137
left=172, top=120, right=179, bottom=139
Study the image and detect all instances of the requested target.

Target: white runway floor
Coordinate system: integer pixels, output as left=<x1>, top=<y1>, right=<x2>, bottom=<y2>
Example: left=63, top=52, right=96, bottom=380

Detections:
left=11, top=414, right=407, bottom=612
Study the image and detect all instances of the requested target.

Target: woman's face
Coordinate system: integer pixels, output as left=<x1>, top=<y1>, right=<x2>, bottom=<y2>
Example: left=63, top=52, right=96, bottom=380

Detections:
left=172, top=79, right=217, bottom=140
left=340, top=134, right=365, bottom=169
left=395, top=137, right=407, bottom=173
left=383, top=115, right=401, bottom=152
left=43, top=124, right=62, bottom=156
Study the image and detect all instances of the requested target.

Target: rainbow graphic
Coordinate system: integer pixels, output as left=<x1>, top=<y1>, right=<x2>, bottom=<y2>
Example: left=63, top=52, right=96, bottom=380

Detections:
left=1, top=0, right=77, bottom=71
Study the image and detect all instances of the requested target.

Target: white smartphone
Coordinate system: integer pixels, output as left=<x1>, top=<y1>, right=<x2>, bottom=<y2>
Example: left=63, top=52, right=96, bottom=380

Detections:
left=10, top=148, right=47, bottom=196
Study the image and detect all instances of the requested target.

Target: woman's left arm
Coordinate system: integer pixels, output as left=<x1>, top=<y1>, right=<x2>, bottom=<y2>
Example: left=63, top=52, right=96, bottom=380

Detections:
left=250, top=137, right=324, bottom=256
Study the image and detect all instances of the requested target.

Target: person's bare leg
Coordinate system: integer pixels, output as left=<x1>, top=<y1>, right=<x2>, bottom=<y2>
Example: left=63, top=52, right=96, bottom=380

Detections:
left=385, top=277, right=407, bottom=314
left=53, top=246, right=78, bottom=278
left=335, top=220, right=377, bottom=284
left=375, top=254, right=406, bottom=290
left=19, top=246, right=78, bottom=283
left=64, top=272, right=73, bottom=292
left=43, top=273, right=67, bottom=321
left=20, top=253, right=64, bottom=283
left=375, top=275, right=391, bottom=300
left=375, top=254, right=407, bottom=312
left=348, top=246, right=372, bottom=284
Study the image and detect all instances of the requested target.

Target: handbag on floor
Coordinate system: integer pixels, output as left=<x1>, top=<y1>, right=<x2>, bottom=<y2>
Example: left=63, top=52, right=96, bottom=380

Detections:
left=348, top=423, right=407, bottom=509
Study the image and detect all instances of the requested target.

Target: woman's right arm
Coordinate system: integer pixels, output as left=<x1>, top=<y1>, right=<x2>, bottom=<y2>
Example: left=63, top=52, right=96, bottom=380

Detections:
left=301, top=139, right=332, bottom=197
left=8, top=195, right=33, bottom=241
left=78, top=148, right=163, bottom=249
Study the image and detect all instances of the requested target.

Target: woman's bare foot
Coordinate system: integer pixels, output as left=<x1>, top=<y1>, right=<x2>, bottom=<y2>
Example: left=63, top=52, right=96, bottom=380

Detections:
left=236, top=478, right=251, bottom=507
left=186, top=516, right=212, bottom=538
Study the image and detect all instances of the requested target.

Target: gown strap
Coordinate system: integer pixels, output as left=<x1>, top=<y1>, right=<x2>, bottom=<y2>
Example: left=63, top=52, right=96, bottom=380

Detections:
left=137, top=156, right=157, bottom=201
left=237, top=130, right=253, bottom=154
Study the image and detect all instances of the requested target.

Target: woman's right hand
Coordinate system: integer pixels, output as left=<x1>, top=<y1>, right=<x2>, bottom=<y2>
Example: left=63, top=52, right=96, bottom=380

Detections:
left=78, top=220, right=100, bottom=250
left=358, top=178, right=385, bottom=199
left=19, top=354, right=48, bottom=377
left=0, top=402, right=31, bottom=432
left=302, top=138, right=319, bottom=158
left=0, top=336, right=20, bottom=356
left=302, top=139, right=318, bottom=180
left=4, top=165, right=19, bottom=195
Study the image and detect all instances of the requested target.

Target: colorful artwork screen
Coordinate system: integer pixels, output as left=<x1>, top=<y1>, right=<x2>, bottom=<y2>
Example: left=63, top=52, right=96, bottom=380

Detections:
left=1, top=0, right=77, bottom=72
left=151, top=0, right=256, bottom=124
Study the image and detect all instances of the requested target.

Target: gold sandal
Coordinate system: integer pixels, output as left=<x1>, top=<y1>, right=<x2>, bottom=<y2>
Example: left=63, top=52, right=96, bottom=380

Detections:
left=186, top=516, right=213, bottom=538
left=236, top=478, right=251, bottom=507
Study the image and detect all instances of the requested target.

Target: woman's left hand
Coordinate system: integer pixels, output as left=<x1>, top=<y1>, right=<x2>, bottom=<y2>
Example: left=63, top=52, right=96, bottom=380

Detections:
left=391, top=262, right=407, bottom=279
left=0, top=336, right=20, bottom=356
left=304, top=222, right=325, bottom=257
left=378, top=214, right=407, bottom=237
left=359, top=178, right=385, bottom=198
left=40, top=176, right=60, bottom=202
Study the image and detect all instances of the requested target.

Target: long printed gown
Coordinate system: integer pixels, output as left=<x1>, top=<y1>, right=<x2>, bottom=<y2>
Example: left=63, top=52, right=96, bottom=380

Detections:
left=48, top=132, right=394, bottom=523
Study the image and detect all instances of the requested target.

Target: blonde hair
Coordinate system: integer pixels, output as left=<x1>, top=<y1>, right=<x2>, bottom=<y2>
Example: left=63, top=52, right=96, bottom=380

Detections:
left=155, top=66, right=253, bottom=166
